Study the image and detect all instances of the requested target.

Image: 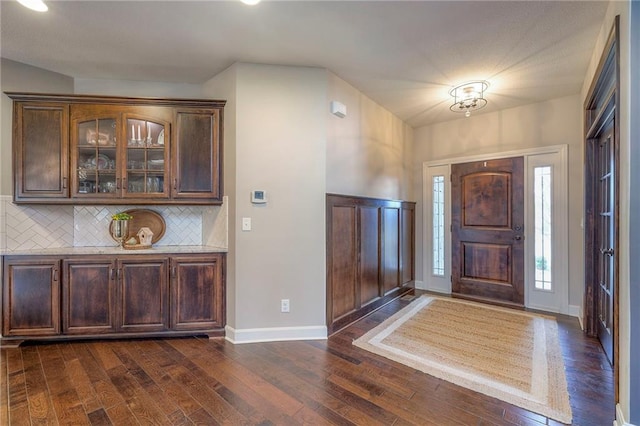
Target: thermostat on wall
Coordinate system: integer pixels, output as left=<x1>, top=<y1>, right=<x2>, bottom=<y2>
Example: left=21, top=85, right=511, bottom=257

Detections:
left=251, top=190, right=267, bottom=204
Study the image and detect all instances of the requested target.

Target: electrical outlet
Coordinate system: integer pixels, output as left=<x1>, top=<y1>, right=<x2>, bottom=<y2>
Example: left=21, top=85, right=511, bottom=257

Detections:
left=281, top=299, right=290, bottom=313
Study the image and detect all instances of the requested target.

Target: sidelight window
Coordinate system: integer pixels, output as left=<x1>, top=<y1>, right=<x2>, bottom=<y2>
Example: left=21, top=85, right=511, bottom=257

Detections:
left=534, top=166, right=552, bottom=290
left=432, top=175, right=445, bottom=276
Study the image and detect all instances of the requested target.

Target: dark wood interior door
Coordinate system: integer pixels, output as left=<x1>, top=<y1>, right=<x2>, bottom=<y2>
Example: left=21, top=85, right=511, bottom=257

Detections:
left=451, top=157, right=525, bottom=307
left=596, top=119, right=615, bottom=364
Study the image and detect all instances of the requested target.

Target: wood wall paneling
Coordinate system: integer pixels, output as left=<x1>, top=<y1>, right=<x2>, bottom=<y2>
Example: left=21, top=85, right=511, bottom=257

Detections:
left=401, top=205, right=415, bottom=285
left=359, top=206, right=381, bottom=307
left=328, top=205, right=358, bottom=321
left=327, top=194, right=415, bottom=334
left=382, top=207, right=400, bottom=295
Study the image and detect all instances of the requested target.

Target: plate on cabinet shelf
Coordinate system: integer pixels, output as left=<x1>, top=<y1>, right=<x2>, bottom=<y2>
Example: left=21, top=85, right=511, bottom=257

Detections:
left=109, top=209, right=166, bottom=244
left=90, top=154, right=111, bottom=170
left=157, top=129, right=164, bottom=145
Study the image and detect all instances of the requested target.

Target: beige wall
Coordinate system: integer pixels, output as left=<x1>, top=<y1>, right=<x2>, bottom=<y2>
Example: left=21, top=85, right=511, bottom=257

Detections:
left=413, top=95, right=584, bottom=308
left=581, top=1, right=632, bottom=421
left=327, top=72, right=414, bottom=201
left=0, top=59, right=74, bottom=196
left=231, top=63, right=327, bottom=332
left=74, top=78, right=203, bottom=98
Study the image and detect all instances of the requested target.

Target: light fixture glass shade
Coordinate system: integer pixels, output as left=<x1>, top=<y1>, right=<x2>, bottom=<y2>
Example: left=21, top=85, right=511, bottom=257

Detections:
left=449, top=80, right=489, bottom=116
left=17, top=0, right=48, bottom=12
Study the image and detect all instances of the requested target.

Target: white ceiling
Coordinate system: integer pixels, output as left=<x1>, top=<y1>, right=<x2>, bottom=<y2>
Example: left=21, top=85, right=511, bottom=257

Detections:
left=0, top=0, right=609, bottom=128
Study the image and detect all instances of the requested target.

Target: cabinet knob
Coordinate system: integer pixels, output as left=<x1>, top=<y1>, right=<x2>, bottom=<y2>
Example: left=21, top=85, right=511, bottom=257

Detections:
left=62, top=177, right=67, bottom=189
left=173, top=178, right=178, bottom=191
left=116, top=178, right=120, bottom=190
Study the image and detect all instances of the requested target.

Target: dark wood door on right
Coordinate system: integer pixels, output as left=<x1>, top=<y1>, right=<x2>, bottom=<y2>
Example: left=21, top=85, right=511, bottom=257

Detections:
left=451, top=157, right=525, bottom=307
left=595, top=118, right=616, bottom=364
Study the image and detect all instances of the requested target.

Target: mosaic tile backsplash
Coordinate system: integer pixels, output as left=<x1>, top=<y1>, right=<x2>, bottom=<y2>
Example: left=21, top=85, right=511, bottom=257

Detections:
left=0, top=196, right=227, bottom=251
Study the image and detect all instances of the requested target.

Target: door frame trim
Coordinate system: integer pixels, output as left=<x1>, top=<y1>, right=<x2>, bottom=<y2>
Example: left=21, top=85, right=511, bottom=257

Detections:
left=421, top=144, right=570, bottom=315
left=583, top=15, right=620, bottom=398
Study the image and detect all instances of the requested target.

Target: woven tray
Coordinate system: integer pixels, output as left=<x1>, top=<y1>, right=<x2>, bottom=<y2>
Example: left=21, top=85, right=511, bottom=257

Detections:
left=123, top=243, right=153, bottom=250
left=110, top=208, right=166, bottom=244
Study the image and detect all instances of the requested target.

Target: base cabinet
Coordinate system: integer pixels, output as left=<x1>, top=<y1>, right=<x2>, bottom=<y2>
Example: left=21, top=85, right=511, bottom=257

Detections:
left=119, top=257, right=169, bottom=333
left=63, top=258, right=116, bottom=335
left=2, top=253, right=225, bottom=346
left=171, top=255, right=224, bottom=331
left=2, top=257, right=61, bottom=337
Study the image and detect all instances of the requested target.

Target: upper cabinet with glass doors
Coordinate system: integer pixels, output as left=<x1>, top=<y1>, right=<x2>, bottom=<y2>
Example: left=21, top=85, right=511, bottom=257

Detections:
left=8, top=93, right=225, bottom=205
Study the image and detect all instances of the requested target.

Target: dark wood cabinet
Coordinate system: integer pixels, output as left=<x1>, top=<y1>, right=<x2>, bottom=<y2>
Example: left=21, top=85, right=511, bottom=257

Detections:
left=63, top=258, right=116, bottom=335
left=171, top=254, right=224, bottom=331
left=69, top=104, right=173, bottom=201
left=173, top=109, right=222, bottom=200
left=12, top=101, right=69, bottom=199
left=2, top=252, right=225, bottom=347
left=119, top=257, right=169, bottom=332
left=7, top=93, right=225, bottom=205
left=326, top=194, right=415, bottom=334
left=2, top=257, right=61, bottom=337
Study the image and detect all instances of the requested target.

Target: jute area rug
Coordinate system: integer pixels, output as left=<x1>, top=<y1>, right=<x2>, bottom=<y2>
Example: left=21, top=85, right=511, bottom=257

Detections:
left=353, top=296, right=572, bottom=424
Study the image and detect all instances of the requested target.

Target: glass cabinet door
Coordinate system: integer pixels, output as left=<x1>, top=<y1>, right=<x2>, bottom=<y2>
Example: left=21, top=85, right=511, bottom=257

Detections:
left=75, top=118, right=118, bottom=197
left=124, top=117, right=169, bottom=198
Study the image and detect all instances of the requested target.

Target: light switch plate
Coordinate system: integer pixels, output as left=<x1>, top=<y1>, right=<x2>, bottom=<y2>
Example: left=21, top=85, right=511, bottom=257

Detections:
left=242, top=217, right=251, bottom=231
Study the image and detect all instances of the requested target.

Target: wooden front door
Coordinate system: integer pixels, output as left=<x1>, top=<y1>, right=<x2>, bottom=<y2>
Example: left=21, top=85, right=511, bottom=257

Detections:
left=451, top=157, right=525, bottom=307
left=595, top=119, right=616, bottom=363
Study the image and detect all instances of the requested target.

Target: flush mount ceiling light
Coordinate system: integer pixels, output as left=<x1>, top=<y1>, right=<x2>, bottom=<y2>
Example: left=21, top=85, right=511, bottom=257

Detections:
left=17, top=0, right=48, bottom=12
left=449, top=80, right=489, bottom=117
left=240, top=0, right=261, bottom=5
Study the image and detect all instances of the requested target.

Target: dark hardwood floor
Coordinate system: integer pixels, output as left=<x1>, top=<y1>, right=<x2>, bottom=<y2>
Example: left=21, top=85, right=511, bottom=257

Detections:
left=1, top=295, right=614, bottom=425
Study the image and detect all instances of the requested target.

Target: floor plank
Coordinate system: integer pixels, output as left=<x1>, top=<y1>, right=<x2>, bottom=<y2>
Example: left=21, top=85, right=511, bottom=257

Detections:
left=0, top=293, right=614, bottom=425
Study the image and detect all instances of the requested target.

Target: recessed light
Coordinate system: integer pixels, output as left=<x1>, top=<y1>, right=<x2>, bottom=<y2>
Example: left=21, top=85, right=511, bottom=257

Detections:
left=241, top=0, right=261, bottom=5
left=17, top=0, right=48, bottom=12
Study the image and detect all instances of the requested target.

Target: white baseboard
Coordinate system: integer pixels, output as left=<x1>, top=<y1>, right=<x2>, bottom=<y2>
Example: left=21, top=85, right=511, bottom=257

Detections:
left=568, top=304, right=584, bottom=330
left=225, top=325, right=327, bottom=344
left=614, top=403, right=636, bottom=426
left=415, top=279, right=451, bottom=294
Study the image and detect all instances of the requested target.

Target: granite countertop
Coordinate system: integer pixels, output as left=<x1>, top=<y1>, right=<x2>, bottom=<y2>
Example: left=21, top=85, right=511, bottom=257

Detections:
left=0, top=245, right=227, bottom=256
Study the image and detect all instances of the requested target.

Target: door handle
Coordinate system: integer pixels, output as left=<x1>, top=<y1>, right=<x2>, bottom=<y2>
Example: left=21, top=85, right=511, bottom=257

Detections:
left=514, top=235, right=523, bottom=241
left=600, top=248, right=615, bottom=256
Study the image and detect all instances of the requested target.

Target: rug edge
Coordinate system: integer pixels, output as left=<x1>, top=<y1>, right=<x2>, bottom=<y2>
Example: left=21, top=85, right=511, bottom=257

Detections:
left=351, top=296, right=573, bottom=424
